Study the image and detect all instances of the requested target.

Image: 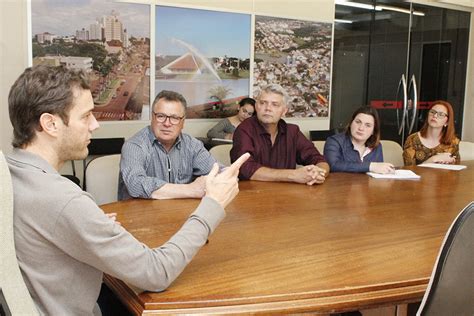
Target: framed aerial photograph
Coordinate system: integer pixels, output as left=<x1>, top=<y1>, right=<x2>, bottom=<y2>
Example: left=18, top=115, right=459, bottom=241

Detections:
left=31, top=0, right=150, bottom=121
left=155, top=5, right=251, bottom=119
left=254, top=15, right=332, bottom=118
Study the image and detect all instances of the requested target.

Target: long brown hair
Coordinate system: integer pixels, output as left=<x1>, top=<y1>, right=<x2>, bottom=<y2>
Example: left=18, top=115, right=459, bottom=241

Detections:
left=345, top=106, right=381, bottom=148
left=419, top=100, right=456, bottom=145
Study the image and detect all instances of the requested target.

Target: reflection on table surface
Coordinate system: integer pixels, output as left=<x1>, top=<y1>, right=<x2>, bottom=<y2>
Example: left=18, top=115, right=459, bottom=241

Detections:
left=102, top=161, right=474, bottom=315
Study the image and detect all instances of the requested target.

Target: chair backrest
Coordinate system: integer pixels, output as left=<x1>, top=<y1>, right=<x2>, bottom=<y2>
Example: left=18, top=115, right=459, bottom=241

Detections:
left=0, top=151, right=38, bottom=315
left=87, top=137, right=125, bottom=156
left=309, top=130, right=336, bottom=141
left=417, top=201, right=474, bottom=316
left=380, top=140, right=404, bottom=167
left=209, top=144, right=233, bottom=166
left=82, top=138, right=124, bottom=190
left=312, top=141, right=325, bottom=154
left=85, top=154, right=121, bottom=206
left=459, top=141, right=474, bottom=161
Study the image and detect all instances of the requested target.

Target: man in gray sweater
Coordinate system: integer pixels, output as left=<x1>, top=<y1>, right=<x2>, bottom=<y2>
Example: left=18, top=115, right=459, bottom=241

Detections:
left=6, top=65, right=249, bottom=315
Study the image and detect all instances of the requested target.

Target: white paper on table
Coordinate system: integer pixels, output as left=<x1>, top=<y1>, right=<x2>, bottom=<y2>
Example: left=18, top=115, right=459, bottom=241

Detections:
left=418, top=163, right=467, bottom=171
left=366, top=169, right=421, bottom=180
left=211, top=138, right=233, bottom=143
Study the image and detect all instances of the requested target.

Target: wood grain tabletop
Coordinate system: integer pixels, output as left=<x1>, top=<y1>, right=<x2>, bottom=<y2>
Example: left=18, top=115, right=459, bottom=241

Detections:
left=102, top=161, right=474, bottom=314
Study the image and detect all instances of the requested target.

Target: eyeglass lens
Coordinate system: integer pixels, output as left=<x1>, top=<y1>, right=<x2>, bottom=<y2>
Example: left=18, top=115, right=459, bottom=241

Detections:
left=429, top=110, right=447, bottom=118
left=154, top=112, right=182, bottom=124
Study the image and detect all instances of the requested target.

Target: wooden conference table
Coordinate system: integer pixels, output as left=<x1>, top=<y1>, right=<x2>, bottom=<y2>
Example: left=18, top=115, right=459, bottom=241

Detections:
left=102, top=162, right=474, bottom=315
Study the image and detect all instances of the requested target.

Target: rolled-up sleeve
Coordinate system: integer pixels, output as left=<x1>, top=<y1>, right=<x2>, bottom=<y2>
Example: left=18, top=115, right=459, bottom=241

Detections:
left=296, top=131, right=326, bottom=166
left=120, top=142, right=167, bottom=198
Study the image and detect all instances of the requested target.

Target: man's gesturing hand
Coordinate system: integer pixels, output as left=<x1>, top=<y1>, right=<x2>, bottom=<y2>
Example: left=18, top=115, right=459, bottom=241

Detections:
left=205, top=153, right=250, bottom=208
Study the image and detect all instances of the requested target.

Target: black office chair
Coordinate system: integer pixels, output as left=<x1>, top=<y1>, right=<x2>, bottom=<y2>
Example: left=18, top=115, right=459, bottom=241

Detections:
left=417, top=201, right=474, bottom=316
left=87, top=137, right=125, bottom=157
left=82, top=138, right=124, bottom=191
left=62, top=161, right=80, bottom=187
left=0, top=288, right=12, bottom=316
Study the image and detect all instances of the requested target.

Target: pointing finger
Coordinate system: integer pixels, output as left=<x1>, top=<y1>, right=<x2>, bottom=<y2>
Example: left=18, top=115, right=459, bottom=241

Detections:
left=225, top=153, right=250, bottom=176
left=208, top=163, right=219, bottom=178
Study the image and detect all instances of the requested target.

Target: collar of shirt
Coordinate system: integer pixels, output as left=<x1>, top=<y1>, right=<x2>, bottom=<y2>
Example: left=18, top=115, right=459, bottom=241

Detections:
left=344, top=134, right=373, bottom=161
left=8, top=148, right=58, bottom=175
left=360, top=147, right=373, bottom=161
left=254, top=116, right=288, bottom=137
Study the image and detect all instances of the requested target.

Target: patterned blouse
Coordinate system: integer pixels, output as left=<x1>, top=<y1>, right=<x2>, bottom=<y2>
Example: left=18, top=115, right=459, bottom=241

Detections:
left=403, top=132, right=460, bottom=166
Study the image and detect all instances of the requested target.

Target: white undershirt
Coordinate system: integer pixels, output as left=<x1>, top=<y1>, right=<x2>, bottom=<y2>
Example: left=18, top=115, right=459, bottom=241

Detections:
left=360, top=147, right=372, bottom=162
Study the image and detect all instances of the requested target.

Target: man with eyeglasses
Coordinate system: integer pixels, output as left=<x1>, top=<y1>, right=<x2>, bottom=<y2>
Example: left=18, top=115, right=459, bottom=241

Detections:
left=6, top=66, right=250, bottom=314
left=119, top=90, right=218, bottom=200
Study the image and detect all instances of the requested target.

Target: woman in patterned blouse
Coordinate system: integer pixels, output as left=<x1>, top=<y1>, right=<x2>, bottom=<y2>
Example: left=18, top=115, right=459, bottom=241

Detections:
left=207, top=98, right=255, bottom=140
left=403, top=100, right=460, bottom=165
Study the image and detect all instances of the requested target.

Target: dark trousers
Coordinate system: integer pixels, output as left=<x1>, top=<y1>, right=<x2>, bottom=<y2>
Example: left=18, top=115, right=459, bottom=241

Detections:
left=97, top=283, right=132, bottom=316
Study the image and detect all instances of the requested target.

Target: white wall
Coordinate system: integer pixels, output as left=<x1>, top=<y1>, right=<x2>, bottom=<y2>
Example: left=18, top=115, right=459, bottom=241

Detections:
left=1, top=0, right=472, bottom=156
left=0, top=0, right=333, bottom=155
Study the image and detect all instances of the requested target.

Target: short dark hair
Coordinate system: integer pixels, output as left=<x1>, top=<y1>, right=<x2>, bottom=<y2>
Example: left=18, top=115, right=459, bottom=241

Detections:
left=345, top=106, right=381, bottom=148
left=239, top=97, right=256, bottom=108
left=153, top=90, right=187, bottom=111
left=8, top=65, right=90, bottom=148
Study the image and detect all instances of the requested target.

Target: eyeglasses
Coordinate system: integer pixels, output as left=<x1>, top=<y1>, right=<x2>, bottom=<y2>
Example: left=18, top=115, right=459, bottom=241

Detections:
left=152, top=112, right=184, bottom=125
left=428, top=109, right=448, bottom=119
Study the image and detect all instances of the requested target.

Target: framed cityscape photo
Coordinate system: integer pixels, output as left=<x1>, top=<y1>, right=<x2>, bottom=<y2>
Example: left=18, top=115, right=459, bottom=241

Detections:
left=31, top=0, right=150, bottom=121
left=254, top=15, right=332, bottom=118
left=155, top=5, right=251, bottom=119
